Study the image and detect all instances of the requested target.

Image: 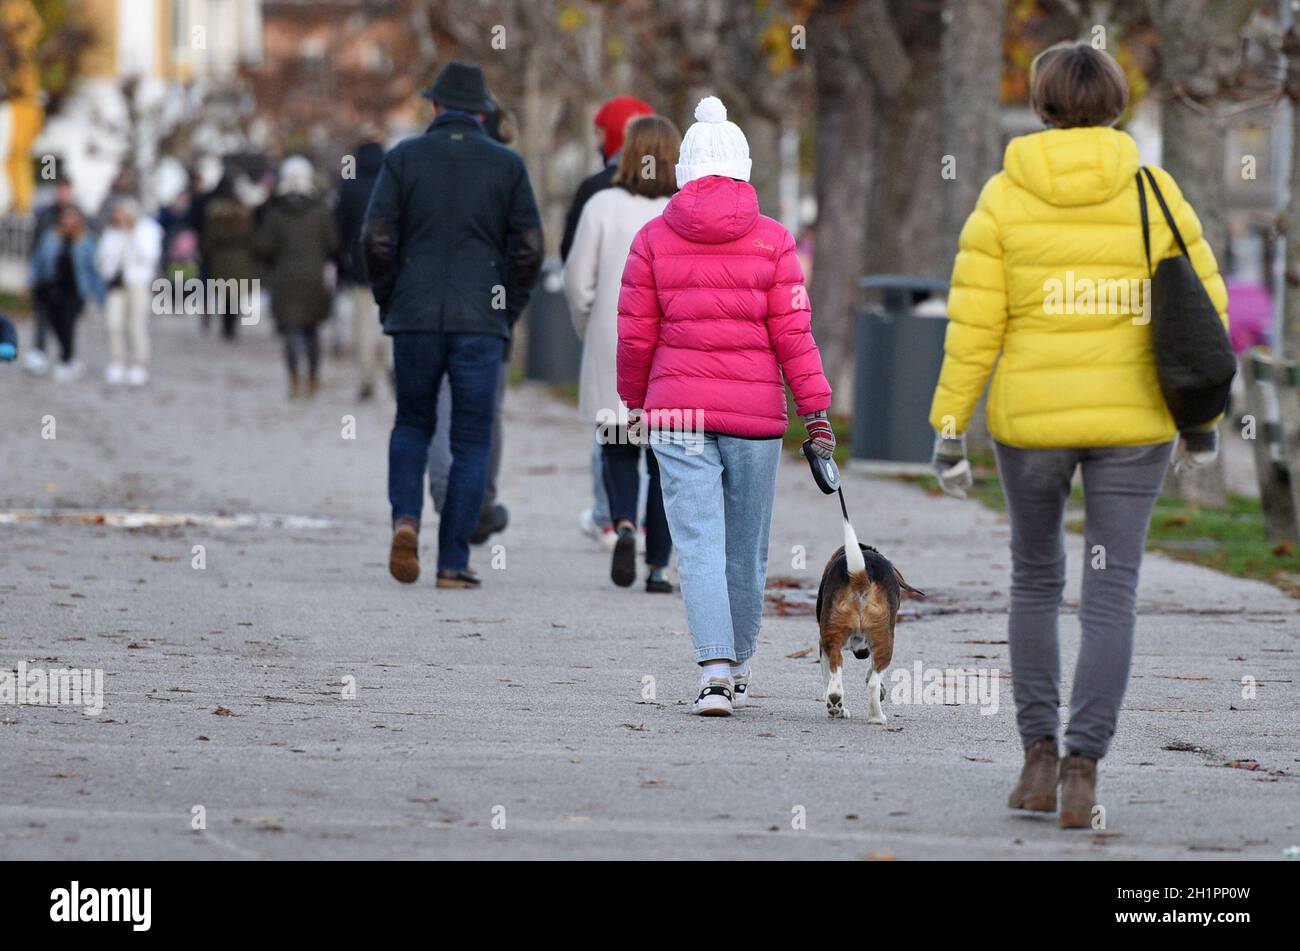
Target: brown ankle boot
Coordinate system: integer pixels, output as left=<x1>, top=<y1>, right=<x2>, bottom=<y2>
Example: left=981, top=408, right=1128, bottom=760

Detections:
left=388, top=520, right=420, bottom=583
left=1007, top=737, right=1059, bottom=812
left=1059, top=753, right=1098, bottom=829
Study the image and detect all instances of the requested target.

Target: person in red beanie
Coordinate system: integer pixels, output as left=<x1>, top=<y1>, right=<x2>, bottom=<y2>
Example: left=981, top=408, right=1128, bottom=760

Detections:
left=560, top=96, right=654, bottom=262
left=562, top=95, right=654, bottom=551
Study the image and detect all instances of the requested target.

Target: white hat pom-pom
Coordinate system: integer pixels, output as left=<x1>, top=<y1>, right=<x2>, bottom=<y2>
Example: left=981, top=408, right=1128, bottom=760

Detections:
left=694, top=96, right=727, bottom=123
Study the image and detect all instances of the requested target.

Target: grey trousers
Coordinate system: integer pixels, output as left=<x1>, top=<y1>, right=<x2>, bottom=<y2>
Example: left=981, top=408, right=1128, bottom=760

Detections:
left=994, top=440, right=1173, bottom=760
left=428, top=363, right=507, bottom=515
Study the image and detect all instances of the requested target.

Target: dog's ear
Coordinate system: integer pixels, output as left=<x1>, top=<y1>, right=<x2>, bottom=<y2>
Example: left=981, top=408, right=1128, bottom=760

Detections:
left=894, top=567, right=926, bottom=601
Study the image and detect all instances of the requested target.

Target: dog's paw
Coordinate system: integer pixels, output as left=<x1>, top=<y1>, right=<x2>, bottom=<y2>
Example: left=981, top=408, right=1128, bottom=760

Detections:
left=826, top=694, right=849, bottom=718
left=866, top=711, right=887, bottom=726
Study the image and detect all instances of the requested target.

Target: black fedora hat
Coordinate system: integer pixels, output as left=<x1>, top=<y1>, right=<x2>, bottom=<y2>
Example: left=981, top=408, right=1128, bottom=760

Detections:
left=422, top=60, right=491, bottom=112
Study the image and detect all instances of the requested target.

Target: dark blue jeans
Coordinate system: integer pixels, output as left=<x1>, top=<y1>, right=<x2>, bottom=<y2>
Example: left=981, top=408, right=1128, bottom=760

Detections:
left=389, top=332, right=505, bottom=571
left=600, top=427, right=672, bottom=568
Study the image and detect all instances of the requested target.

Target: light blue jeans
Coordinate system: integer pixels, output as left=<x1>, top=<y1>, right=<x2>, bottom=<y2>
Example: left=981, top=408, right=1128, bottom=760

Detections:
left=650, top=431, right=781, bottom=664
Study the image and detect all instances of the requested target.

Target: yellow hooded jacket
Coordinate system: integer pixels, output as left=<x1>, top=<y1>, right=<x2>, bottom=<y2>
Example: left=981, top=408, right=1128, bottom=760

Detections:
left=928, top=126, right=1228, bottom=449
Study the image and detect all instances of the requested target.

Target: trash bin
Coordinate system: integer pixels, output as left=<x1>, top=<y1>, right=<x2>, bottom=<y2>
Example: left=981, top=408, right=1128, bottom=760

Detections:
left=851, top=275, right=949, bottom=468
left=524, top=259, right=582, bottom=384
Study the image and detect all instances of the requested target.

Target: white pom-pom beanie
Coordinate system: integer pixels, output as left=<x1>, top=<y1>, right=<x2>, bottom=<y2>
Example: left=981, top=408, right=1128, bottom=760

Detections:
left=675, top=96, right=751, bottom=187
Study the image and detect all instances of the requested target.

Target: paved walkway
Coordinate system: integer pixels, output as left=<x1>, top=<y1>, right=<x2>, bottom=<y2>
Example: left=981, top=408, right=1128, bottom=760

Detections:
left=1, top=312, right=1296, bottom=859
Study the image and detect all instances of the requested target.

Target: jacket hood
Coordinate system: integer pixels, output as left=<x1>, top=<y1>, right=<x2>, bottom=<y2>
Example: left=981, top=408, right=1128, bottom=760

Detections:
left=1003, top=126, right=1139, bottom=207
left=662, top=176, right=760, bottom=244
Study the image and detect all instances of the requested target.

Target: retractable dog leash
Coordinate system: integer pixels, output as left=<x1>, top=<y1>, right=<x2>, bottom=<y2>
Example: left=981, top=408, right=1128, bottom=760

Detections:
left=802, top=439, right=867, bottom=577
left=801, top=438, right=846, bottom=515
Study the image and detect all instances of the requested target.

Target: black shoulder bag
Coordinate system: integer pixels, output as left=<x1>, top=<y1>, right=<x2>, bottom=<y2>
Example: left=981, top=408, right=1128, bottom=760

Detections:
left=1136, top=166, right=1236, bottom=430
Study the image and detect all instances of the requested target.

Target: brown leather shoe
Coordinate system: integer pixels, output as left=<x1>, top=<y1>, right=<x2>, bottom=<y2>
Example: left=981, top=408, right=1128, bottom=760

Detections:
left=435, top=569, right=481, bottom=589
left=388, top=522, right=420, bottom=583
left=1059, top=753, right=1098, bottom=829
left=1007, top=737, right=1059, bottom=812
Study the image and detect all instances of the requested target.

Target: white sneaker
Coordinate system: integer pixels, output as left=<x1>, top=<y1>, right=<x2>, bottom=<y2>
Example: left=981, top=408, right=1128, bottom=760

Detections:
left=580, top=509, right=617, bottom=549
left=105, top=363, right=126, bottom=385
left=53, top=360, right=84, bottom=383
left=127, top=365, right=148, bottom=386
left=23, top=348, right=49, bottom=375
left=731, top=668, right=751, bottom=708
left=693, top=677, right=734, bottom=717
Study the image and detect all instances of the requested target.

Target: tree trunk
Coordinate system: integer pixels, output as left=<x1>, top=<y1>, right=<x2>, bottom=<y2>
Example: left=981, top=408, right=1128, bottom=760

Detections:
left=939, top=0, right=1005, bottom=269
left=808, top=0, right=876, bottom=412
left=864, top=34, right=943, bottom=277
left=1274, top=22, right=1300, bottom=540
left=939, top=0, right=1005, bottom=456
left=1150, top=0, right=1263, bottom=504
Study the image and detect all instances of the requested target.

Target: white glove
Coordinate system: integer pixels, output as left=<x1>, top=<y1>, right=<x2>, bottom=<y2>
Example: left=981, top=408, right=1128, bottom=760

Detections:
left=1173, top=427, right=1219, bottom=473
left=932, top=433, right=973, bottom=499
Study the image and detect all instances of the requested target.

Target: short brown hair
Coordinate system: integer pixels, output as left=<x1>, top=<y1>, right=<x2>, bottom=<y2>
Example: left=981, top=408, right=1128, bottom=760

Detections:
left=1030, top=42, right=1128, bottom=128
left=612, top=115, right=681, bottom=198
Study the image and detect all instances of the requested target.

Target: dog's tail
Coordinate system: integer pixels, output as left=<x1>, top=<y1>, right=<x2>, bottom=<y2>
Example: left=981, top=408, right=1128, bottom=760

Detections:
left=843, top=517, right=867, bottom=578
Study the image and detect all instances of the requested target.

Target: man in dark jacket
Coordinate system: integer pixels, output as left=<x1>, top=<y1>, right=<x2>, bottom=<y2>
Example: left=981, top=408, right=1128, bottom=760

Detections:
left=363, top=60, right=542, bottom=588
left=336, top=136, right=388, bottom=399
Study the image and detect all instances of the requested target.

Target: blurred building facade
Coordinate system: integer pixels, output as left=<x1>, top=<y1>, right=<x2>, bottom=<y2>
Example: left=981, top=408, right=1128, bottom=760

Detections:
left=2, top=0, right=264, bottom=218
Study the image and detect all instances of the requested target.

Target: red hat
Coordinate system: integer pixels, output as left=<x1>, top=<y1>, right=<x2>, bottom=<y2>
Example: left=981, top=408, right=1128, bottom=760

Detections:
left=593, top=95, right=654, bottom=160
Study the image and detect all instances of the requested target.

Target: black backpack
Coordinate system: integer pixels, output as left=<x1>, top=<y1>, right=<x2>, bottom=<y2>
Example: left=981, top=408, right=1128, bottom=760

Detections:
left=1136, top=167, right=1236, bottom=430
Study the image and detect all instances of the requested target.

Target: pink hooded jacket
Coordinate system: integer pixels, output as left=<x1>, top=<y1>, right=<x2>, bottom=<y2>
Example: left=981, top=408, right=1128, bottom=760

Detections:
left=616, top=176, right=832, bottom=438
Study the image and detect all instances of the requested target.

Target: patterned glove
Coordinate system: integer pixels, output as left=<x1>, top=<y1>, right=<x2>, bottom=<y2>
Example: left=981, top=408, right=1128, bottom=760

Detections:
left=804, top=411, right=835, bottom=460
left=1173, top=426, right=1218, bottom=473
left=932, top=433, right=973, bottom=499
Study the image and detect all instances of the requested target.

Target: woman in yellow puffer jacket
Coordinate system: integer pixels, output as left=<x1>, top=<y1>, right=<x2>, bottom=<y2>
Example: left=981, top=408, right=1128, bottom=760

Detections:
left=928, top=42, right=1228, bottom=829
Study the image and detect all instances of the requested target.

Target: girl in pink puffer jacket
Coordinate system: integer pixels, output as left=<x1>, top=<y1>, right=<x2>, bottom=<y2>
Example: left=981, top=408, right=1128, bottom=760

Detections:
left=617, top=96, right=833, bottom=717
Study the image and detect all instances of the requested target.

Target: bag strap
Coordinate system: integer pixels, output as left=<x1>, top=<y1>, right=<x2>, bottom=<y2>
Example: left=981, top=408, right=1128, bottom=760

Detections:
left=1140, top=166, right=1192, bottom=260
left=1136, top=170, right=1151, bottom=278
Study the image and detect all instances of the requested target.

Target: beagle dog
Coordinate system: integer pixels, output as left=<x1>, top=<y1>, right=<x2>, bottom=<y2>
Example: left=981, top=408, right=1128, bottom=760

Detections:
left=815, top=518, right=925, bottom=724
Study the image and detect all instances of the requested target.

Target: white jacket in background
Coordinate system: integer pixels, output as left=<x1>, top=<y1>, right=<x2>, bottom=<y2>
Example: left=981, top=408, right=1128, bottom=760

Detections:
left=562, top=186, right=670, bottom=425
left=96, top=217, right=164, bottom=288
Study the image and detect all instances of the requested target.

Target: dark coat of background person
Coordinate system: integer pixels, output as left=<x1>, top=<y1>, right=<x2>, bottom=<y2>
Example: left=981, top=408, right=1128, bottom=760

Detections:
left=200, top=190, right=256, bottom=283
left=559, top=162, right=615, bottom=262
left=335, top=141, right=385, bottom=286
left=361, top=112, right=543, bottom=339
left=256, top=194, right=340, bottom=332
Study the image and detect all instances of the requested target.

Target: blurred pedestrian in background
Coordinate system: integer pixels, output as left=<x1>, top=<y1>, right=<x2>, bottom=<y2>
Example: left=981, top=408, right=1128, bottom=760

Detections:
left=335, top=131, right=390, bottom=401
left=0, top=312, right=18, bottom=362
left=561, top=96, right=655, bottom=260
left=257, top=155, right=340, bottom=400
left=23, top=176, right=82, bottom=375
left=618, top=97, right=833, bottom=716
left=29, top=205, right=104, bottom=383
left=562, top=94, right=654, bottom=551
left=928, top=42, right=1228, bottom=829
left=158, top=169, right=204, bottom=286
left=96, top=196, right=163, bottom=386
left=565, top=114, right=681, bottom=593
left=95, top=167, right=138, bottom=231
left=364, top=61, right=542, bottom=588
left=199, top=173, right=256, bottom=340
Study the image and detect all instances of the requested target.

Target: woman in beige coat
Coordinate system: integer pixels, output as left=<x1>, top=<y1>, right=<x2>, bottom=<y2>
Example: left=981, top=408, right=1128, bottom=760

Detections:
left=563, top=115, right=681, bottom=593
